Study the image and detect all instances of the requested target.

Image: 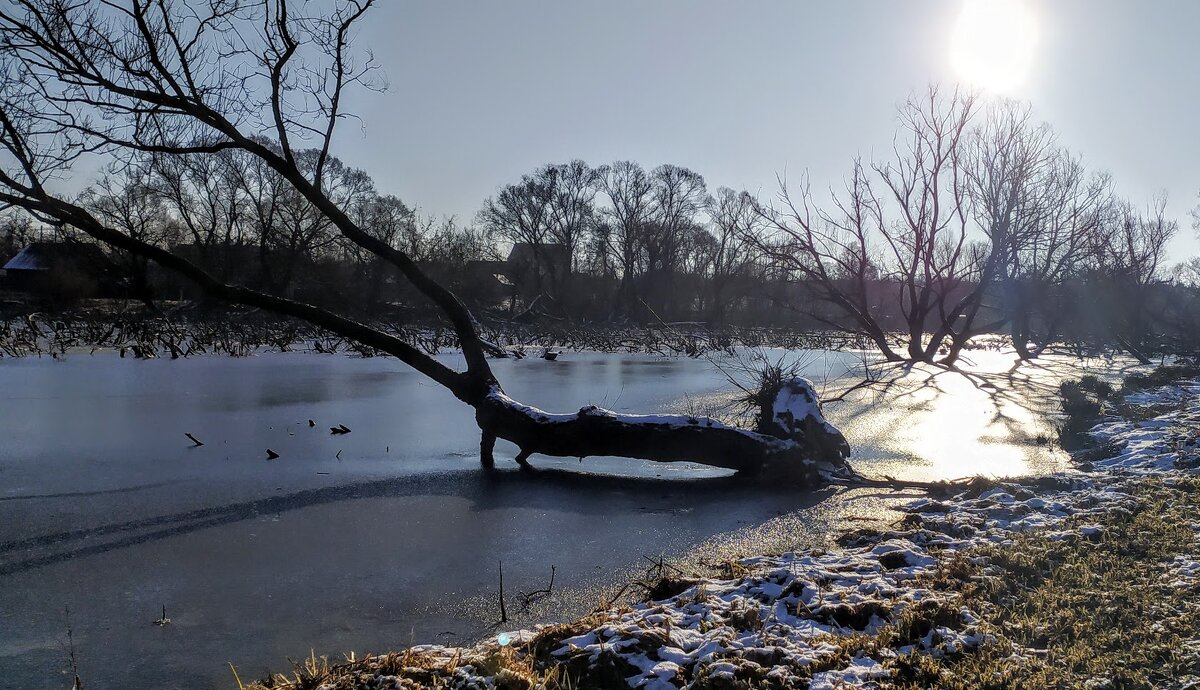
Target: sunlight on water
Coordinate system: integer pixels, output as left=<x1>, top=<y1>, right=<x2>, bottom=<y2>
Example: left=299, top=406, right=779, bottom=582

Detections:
left=904, top=368, right=1028, bottom=479
left=824, top=349, right=1097, bottom=482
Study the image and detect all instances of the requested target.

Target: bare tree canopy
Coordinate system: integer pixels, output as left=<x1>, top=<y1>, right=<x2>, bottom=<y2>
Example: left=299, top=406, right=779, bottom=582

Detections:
left=748, top=88, right=1178, bottom=364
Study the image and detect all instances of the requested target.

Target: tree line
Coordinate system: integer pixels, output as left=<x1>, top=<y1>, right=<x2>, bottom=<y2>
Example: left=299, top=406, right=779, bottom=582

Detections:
left=476, top=89, right=1195, bottom=364
left=0, top=10, right=1192, bottom=366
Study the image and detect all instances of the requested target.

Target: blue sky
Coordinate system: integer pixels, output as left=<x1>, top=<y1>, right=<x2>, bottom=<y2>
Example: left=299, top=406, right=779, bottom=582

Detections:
left=332, top=1, right=1200, bottom=260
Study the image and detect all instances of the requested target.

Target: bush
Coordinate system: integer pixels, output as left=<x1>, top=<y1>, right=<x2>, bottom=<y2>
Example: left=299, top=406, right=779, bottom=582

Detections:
left=1059, top=380, right=1102, bottom=423
left=1120, top=365, right=1200, bottom=394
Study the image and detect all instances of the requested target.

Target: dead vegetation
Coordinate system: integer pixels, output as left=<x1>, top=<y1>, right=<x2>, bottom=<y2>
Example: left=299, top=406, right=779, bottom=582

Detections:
left=0, top=305, right=877, bottom=360
left=886, top=477, right=1200, bottom=689
left=1059, top=365, right=1200, bottom=451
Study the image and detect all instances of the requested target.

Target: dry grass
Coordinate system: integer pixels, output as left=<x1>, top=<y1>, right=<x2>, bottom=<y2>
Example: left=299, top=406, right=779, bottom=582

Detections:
left=884, top=477, right=1200, bottom=689
left=239, top=645, right=549, bottom=690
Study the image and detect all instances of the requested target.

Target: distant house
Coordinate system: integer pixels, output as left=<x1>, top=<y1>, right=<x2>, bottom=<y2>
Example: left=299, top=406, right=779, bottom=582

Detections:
left=0, top=242, right=117, bottom=297
left=505, top=242, right=571, bottom=290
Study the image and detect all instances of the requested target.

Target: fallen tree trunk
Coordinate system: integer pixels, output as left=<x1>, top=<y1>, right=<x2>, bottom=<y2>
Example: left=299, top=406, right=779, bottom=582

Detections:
left=476, top=380, right=854, bottom=483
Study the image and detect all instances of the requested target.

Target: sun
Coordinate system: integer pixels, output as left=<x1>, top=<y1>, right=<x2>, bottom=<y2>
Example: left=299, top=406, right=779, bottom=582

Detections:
left=949, top=0, right=1038, bottom=93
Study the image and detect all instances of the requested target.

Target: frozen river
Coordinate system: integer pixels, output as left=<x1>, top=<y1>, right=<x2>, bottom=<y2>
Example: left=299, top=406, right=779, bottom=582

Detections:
left=0, top=349, right=1076, bottom=688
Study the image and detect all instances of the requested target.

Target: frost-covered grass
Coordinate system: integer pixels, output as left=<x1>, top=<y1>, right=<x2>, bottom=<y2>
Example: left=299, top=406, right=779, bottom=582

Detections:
left=886, top=477, right=1200, bottom=689
left=242, top=373, right=1200, bottom=690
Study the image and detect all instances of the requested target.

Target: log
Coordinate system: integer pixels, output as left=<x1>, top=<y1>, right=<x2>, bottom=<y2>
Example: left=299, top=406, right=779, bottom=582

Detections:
left=474, top=377, right=854, bottom=485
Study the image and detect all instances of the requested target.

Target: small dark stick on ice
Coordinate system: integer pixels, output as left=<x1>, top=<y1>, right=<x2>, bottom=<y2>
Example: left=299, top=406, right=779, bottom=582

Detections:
left=153, top=604, right=170, bottom=626
left=64, top=606, right=82, bottom=690
left=185, top=433, right=204, bottom=447
left=266, top=449, right=280, bottom=460
left=498, top=560, right=508, bottom=623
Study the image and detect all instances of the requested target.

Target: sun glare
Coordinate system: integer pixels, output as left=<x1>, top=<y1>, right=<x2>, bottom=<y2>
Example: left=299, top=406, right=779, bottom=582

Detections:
left=950, top=0, right=1038, bottom=93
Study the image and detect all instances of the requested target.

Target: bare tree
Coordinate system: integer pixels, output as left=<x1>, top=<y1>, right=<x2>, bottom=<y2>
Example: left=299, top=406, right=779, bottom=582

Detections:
left=1086, top=195, right=1177, bottom=362
left=546, top=160, right=601, bottom=271
left=644, top=164, right=707, bottom=317
left=544, top=160, right=600, bottom=312
left=598, top=160, right=656, bottom=320
left=752, top=162, right=903, bottom=359
left=479, top=169, right=555, bottom=302
left=1172, top=257, right=1200, bottom=289
left=945, top=101, right=1050, bottom=360
left=347, top=192, right=417, bottom=307
left=0, top=0, right=850, bottom=481
left=702, top=187, right=758, bottom=323
left=0, top=207, right=36, bottom=261
left=871, top=87, right=980, bottom=362
left=1191, top=190, right=1200, bottom=240
left=479, top=161, right=600, bottom=312
left=963, top=103, right=1112, bottom=360
left=142, top=150, right=248, bottom=283
left=751, top=88, right=1110, bottom=364
left=82, top=164, right=178, bottom=302
left=254, top=149, right=373, bottom=297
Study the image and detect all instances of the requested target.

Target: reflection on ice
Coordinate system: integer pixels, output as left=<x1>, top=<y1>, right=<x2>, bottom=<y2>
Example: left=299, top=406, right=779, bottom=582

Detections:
left=820, top=349, right=1138, bottom=482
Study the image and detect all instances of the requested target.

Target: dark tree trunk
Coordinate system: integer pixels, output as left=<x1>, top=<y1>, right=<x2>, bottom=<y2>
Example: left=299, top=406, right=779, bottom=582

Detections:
left=475, top=387, right=853, bottom=483
left=1012, top=316, right=1034, bottom=360
left=1116, top=334, right=1152, bottom=365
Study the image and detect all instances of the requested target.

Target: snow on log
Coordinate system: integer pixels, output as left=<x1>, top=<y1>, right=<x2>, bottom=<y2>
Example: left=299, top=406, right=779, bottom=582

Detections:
left=758, top=377, right=851, bottom=464
left=474, top=377, right=854, bottom=485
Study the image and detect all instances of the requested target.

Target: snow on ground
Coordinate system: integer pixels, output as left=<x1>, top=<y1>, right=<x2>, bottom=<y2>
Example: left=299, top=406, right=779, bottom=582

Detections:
left=1090, top=381, right=1200, bottom=474
left=323, top=377, right=1200, bottom=690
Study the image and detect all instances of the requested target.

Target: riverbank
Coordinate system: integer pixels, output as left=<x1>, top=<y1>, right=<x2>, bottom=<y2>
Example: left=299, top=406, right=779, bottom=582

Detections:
left=241, top=370, right=1200, bottom=689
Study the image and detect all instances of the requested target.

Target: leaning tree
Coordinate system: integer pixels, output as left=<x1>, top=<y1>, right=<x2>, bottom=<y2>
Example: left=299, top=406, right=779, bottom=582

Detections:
left=0, top=0, right=852, bottom=483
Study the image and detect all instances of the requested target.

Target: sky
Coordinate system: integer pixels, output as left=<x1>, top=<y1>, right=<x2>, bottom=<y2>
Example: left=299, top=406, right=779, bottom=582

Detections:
left=332, top=1, right=1200, bottom=260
